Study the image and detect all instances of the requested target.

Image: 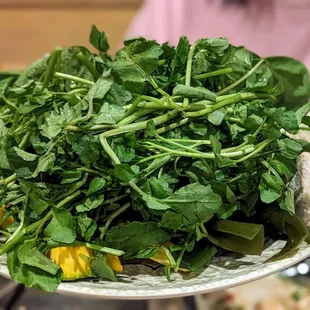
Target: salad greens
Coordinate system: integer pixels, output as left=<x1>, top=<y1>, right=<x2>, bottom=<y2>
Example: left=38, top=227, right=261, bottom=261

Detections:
left=0, top=25, right=310, bottom=291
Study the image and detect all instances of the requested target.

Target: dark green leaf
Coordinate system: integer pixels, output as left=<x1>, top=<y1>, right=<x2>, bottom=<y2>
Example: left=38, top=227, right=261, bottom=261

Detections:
left=86, top=177, right=106, bottom=196
left=45, top=208, right=76, bottom=243
left=105, top=222, right=170, bottom=259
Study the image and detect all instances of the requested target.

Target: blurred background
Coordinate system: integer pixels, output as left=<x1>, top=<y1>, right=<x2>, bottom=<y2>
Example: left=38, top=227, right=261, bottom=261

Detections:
left=0, top=0, right=141, bottom=70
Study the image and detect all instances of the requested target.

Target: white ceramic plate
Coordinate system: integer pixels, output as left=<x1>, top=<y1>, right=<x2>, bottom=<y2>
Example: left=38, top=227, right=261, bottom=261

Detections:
left=1, top=241, right=309, bottom=299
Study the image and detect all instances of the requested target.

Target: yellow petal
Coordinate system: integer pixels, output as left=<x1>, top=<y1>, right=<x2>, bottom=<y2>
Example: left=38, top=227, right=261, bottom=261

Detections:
left=47, top=246, right=94, bottom=281
left=0, top=205, right=14, bottom=229
left=106, top=254, right=123, bottom=273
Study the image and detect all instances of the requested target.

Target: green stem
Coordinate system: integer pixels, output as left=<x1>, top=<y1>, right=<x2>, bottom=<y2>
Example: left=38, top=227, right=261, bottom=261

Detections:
left=101, top=110, right=179, bottom=138
left=228, top=173, right=246, bottom=184
left=54, top=88, right=88, bottom=96
left=77, top=167, right=107, bottom=178
left=118, top=109, right=156, bottom=126
left=35, top=190, right=82, bottom=237
left=123, top=95, right=141, bottom=118
left=1, top=96, right=16, bottom=112
left=234, top=139, right=273, bottom=163
left=225, top=116, right=244, bottom=124
left=174, top=157, right=187, bottom=177
left=194, top=68, right=233, bottom=80
left=76, top=51, right=100, bottom=80
left=140, top=95, right=165, bottom=105
left=0, top=229, right=11, bottom=237
left=100, top=133, right=155, bottom=200
left=217, top=59, right=265, bottom=95
left=169, top=138, right=211, bottom=145
left=56, top=174, right=88, bottom=201
left=100, top=202, right=131, bottom=239
left=137, top=152, right=171, bottom=164
left=143, top=142, right=256, bottom=159
left=156, top=135, right=203, bottom=154
left=253, top=117, right=267, bottom=139
left=161, top=246, right=177, bottom=268
left=183, top=42, right=197, bottom=108
left=0, top=228, right=26, bottom=255
left=42, top=48, right=62, bottom=90
left=175, top=234, right=191, bottom=272
left=83, top=243, right=124, bottom=256
left=148, top=77, right=181, bottom=111
left=156, top=118, right=189, bottom=135
left=11, top=111, right=20, bottom=133
left=54, top=72, right=95, bottom=86
left=0, top=173, right=17, bottom=186
left=18, top=131, right=31, bottom=149
left=65, top=124, right=116, bottom=132
left=6, top=190, right=29, bottom=243
left=183, top=93, right=272, bottom=118
left=102, top=194, right=129, bottom=205
left=100, top=136, right=120, bottom=165
left=200, top=223, right=208, bottom=236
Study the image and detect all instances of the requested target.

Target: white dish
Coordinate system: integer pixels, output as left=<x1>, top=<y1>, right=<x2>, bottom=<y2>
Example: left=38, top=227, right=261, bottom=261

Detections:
left=1, top=241, right=309, bottom=299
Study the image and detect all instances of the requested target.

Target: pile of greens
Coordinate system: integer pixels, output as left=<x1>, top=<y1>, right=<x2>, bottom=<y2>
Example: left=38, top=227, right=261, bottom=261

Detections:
left=1, top=26, right=310, bottom=292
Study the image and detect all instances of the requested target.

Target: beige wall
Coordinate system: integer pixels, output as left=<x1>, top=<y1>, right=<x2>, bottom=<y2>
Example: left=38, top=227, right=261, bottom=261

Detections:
left=0, top=7, right=138, bottom=69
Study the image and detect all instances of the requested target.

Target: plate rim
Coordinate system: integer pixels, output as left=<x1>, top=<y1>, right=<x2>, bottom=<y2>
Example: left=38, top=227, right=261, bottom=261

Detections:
left=1, top=244, right=310, bottom=299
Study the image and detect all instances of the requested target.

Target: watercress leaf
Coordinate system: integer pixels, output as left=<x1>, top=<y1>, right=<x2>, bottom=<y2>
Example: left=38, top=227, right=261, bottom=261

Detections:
left=72, top=135, right=100, bottom=164
left=144, top=155, right=171, bottom=175
left=278, top=138, right=303, bottom=159
left=243, top=115, right=263, bottom=130
left=45, top=208, right=76, bottom=243
left=172, top=85, right=216, bottom=102
left=105, top=221, right=170, bottom=259
left=7, top=248, right=62, bottom=292
left=77, top=213, right=97, bottom=242
left=148, top=177, right=170, bottom=199
left=207, top=110, right=226, bottom=126
left=114, top=164, right=136, bottom=182
left=279, top=188, right=295, bottom=215
left=171, top=36, right=190, bottom=70
left=266, top=56, right=310, bottom=110
left=76, top=195, right=104, bottom=213
left=161, top=211, right=188, bottom=230
left=295, top=102, right=310, bottom=124
left=273, top=110, right=299, bottom=134
left=29, top=190, right=49, bottom=215
left=143, top=195, right=170, bottom=210
left=226, top=186, right=237, bottom=203
left=113, top=144, right=135, bottom=163
left=18, top=240, right=60, bottom=275
left=32, top=153, right=56, bottom=178
left=181, top=242, right=217, bottom=272
left=146, top=120, right=157, bottom=137
left=89, top=25, right=110, bottom=53
left=86, top=177, right=106, bottom=196
left=59, top=170, right=82, bottom=184
left=259, top=172, right=283, bottom=203
left=13, top=147, right=37, bottom=162
left=262, top=125, right=282, bottom=139
left=91, top=253, right=117, bottom=281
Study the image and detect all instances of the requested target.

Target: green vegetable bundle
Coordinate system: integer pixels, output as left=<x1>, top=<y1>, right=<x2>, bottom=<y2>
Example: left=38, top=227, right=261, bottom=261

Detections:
left=1, top=26, right=310, bottom=292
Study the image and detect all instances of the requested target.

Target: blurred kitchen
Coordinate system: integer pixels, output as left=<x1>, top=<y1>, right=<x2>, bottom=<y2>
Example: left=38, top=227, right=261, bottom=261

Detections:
left=1, top=1, right=310, bottom=309
left=0, top=0, right=141, bottom=70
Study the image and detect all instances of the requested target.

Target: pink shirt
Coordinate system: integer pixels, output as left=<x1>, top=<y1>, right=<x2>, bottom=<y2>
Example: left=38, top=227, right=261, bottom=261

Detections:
left=126, top=0, right=310, bottom=68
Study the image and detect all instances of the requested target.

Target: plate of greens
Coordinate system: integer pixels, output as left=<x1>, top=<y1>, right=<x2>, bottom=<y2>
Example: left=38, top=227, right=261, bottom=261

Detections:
left=0, top=26, right=310, bottom=298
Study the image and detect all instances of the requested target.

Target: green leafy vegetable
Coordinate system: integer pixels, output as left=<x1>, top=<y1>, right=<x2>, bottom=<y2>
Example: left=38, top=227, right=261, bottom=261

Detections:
left=0, top=26, right=309, bottom=292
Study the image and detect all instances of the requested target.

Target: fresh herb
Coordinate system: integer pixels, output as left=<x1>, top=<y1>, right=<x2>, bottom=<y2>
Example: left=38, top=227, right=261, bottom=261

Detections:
left=0, top=26, right=310, bottom=291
